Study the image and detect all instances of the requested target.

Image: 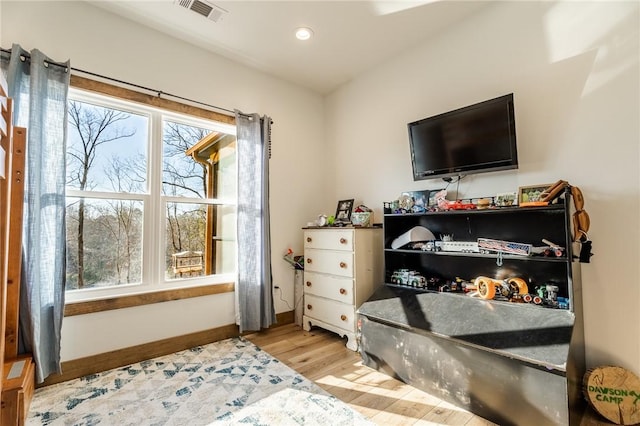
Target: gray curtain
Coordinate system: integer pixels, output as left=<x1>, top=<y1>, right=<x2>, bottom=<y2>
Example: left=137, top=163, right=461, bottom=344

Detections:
left=235, top=111, right=275, bottom=333
left=2, top=44, right=69, bottom=382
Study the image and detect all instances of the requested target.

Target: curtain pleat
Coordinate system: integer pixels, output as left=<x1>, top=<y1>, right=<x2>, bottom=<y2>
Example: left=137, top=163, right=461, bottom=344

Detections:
left=235, top=111, right=274, bottom=333
left=2, top=44, right=69, bottom=383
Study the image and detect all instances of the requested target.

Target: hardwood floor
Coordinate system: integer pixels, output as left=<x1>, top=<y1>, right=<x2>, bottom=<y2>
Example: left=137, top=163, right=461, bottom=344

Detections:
left=245, top=323, right=613, bottom=425
left=244, top=323, right=495, bottom=425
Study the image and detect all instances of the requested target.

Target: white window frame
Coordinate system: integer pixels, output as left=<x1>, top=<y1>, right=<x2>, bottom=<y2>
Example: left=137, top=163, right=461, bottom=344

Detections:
left=65, top=88, right=237, bottom=304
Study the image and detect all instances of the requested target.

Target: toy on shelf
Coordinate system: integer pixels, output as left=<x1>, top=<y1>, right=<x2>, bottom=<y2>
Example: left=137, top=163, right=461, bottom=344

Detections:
left=542, top=239, right=564, bottom=257
left=421, top=240, right=441, bottom=252
left=477, top=238, right=532, bottom=256
left=391, top=226, right=435, bottom=249
left=390, top=269, right=427, bottom=288
left=526, top=283, right=569, bottom=309
left=441, top=241, right=479, bottom=253
left=419, top=239, right=480, bottom=253
left=438, top=277, right=470, bottom=293
left=445, top=200, right=477, bottom=210
left=473, top=276, right=529, bottom=301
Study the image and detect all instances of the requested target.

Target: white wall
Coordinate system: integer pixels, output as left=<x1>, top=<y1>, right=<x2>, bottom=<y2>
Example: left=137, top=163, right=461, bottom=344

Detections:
left=325, top=1, right=639, bottom=372
left=1, top=1, right=329, bottom=360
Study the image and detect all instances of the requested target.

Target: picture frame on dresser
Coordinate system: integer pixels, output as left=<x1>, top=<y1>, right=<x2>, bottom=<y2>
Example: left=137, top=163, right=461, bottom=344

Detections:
left=335, top=199, right=354, bottom=223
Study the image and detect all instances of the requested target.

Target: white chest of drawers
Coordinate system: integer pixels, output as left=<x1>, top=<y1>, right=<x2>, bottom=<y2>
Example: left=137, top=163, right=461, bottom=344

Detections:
left=302, top=227, right=382, bottom=350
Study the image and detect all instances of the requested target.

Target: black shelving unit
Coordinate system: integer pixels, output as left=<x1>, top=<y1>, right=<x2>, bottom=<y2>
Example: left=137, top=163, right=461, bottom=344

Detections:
left=357, top=191, right=586, bottom=426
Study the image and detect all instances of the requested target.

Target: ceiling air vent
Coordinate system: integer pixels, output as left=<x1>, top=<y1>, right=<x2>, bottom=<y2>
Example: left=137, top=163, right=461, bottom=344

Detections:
left=174, top=0, right=227, bottom=22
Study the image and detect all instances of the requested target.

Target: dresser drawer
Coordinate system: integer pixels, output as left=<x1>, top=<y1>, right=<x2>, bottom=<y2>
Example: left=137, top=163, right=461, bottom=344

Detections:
left=304, top=294, right=355, bottom=332
left=304, top=229, right=353, bottom=251
left=303, top=271, right=354, bottom=304
left=304, top=249, right=353, bottom=277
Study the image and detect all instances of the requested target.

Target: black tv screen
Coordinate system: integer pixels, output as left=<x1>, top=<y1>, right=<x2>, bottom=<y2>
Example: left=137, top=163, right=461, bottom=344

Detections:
left=408, top=94, right=518, bottom=180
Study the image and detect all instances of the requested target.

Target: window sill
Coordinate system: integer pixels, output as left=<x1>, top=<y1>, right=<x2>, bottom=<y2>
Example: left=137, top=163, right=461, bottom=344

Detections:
left=64, top=282, right=235, bottom=317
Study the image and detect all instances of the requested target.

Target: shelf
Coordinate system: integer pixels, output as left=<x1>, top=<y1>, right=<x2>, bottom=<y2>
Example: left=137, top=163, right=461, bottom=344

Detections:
left=384, top=248, right=569, bottom=263
left=384, top=203, right=565, bottom=218
left=377, top=191, right=579, bottom=353
left=383, top=283, right=572, bottom=311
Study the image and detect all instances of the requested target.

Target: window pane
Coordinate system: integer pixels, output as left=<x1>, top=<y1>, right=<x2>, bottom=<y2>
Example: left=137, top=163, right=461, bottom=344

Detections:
left=165, top=202, right=236, bottom=280
left=215, top=141, right=236, bottom=200
left=215, top=204, right=236, bottom=274
left=67, top=100, right=148, bottom=193
left=162, top=120, right=236, bottom=199
left=66, top=197, right=143, bottom=290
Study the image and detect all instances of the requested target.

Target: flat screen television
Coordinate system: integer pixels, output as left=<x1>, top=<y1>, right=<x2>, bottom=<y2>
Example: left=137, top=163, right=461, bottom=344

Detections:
left=408, top=93, right=518, bottom=181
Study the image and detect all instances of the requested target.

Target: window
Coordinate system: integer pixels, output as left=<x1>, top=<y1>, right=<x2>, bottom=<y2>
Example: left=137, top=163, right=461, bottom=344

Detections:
left=65, top=86, right=236, bottom=303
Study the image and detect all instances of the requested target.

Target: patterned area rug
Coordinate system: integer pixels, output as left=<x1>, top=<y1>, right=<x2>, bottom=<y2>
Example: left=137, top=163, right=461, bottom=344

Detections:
left=27, top=337, right=373, bottom=425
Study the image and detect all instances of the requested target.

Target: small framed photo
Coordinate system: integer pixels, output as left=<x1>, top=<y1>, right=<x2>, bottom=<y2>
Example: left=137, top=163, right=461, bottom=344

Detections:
left=428, top=189, right=445, bottom=207
left=335, top=199, right=354, bottom=223
left=402, top=190, right=430, bottom=212
left=495, top=191, right=517, bottom=207
left=518, top=184, right=552, bottom=206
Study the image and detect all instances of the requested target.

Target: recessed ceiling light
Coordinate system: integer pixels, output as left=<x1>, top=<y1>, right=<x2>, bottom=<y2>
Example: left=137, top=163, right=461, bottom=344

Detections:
left=295, top=27, right=313, bottom=41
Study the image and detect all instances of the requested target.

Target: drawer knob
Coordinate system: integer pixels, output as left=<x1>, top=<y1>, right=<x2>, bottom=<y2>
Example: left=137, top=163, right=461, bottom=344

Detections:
left=307, top=304, right=312, bottom=310
left=339, top=288, right=347, bottom=295
left=340, top=237, right=347, bottom=244
left=340, top=314, right=347, bottom=321
left=306, top=237, right=312, bottom=243
left=307, top=258, right=312, bottom=264
left=339, top=262, right=347, bottom=268
left=306, top=281, right=312, bottom=287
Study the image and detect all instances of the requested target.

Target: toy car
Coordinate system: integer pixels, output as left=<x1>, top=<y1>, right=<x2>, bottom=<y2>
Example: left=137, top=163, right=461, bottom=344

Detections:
left=532, top=284, right=569, bottom=309
left=421, top=240, right=442, bottom=252
left=521, top=284, right=570, bottom=309
left=446, top=200, right=477, bottom=210
left=390, top=269, right=427, bottom=288
left=474, top=276, right=529, bottom=301
left=531, top=239, right=565, bottom=257
left=542, top=239, right=565, bottom=257
left=439, top=277, right=468, bottom=293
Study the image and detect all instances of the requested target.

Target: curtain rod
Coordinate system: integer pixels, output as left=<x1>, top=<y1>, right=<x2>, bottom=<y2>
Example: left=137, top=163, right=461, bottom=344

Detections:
left=1, top=47, right=247, bottom=118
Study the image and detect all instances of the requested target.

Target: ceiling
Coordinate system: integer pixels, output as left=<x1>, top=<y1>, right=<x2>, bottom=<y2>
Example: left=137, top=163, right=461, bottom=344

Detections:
left=91, top=0, right=494, bottom=95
